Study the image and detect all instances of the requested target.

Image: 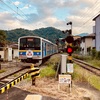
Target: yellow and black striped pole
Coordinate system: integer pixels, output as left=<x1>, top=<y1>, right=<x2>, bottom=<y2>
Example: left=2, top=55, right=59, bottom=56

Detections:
left=29, top=64, right=40, bottom=85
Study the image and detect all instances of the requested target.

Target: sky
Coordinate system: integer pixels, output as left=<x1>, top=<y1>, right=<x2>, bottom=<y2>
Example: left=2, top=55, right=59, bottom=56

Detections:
left=0, top=0, right=100, bottom=35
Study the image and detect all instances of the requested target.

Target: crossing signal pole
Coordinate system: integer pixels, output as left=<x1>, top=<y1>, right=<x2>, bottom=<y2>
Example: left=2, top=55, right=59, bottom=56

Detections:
left=66, top=22, right=74, bottom=73
left=66, top=21, right=73, bottom=63
left=66, top=35, right=74, bottom=63
left=62, top=22, right=74, bottom=73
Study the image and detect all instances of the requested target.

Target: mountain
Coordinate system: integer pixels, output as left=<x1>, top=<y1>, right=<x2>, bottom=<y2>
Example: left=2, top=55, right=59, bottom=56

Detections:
left=77, top=33, right=89, bottom=37
left=5, top=27, right=67, bottom=43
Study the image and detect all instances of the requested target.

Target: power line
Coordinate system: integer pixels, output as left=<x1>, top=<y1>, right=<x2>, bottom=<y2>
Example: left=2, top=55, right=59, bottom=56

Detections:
left=75, top=0, right=100, bottom=34
left=0, top=0, right=26, bottom=19
left=79, top=0, right=99, bottom=21
left=8, top=0, right=29, bottom=20
left=0, top=0, right=34, bottom=29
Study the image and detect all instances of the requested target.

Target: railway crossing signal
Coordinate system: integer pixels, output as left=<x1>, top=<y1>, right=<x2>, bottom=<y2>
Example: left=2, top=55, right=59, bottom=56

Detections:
left=66, top=46, right=73, bottom=54
left=66, top=35, right=74, bottom=63
left=61, top=22, right=74, bottom=73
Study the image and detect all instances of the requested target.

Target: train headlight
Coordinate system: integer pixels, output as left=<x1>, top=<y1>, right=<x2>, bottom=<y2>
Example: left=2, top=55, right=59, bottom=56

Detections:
left=20, top=52, right=22, bottom=54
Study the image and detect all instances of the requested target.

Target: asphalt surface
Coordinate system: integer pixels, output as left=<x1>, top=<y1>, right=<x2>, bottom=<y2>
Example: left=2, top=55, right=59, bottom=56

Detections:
left=0, top=83, right=58, bottom=100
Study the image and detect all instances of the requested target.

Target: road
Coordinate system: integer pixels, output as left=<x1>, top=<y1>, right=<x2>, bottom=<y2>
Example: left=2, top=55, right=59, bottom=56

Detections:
left=0, top=83, right=58, bottom=100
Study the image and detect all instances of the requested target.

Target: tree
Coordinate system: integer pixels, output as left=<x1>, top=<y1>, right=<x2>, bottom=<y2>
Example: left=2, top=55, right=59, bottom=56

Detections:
left=0, top=30, right=7, bottom=46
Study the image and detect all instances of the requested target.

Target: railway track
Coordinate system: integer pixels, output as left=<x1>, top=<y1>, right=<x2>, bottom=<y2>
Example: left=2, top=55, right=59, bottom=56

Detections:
left=0, top=61, right=40, bottom=94
left=0, top=65, right=30, bottom=88
left=0, top=67, right=28, bottom=81
left=73, top=58, right=100, bottom=76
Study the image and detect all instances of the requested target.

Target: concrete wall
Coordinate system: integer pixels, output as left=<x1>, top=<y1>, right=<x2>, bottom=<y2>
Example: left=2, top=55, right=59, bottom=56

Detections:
left=0, top=48, right=18, bottom=61
left=13, top=49, right=18, bottom=58
left=0, top=51, right=4, bottom=58
left=92, top=39, right=95, bottom=48
left=95, top=16, right=100, bottom=51
left=80, top=37, right=93, bottom=55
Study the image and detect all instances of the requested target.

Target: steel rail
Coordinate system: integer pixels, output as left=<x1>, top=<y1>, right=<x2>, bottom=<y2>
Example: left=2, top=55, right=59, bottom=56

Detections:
left=73, top=58, right=100, bottom=76
left=0, top=67, right=28, bottom=81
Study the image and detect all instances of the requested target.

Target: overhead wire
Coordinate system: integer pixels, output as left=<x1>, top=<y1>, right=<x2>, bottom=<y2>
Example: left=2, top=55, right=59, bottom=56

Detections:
left=7, top=0, right=29, bottom=20
left=79, top=0, right=99, bottom=21
left=78, top=11, right=100, bottom=33
left=76, top=0, right=100, bottom=34
left=0, top=0, right=34, bottom=29
left=8, top=0, right=37, bottom=25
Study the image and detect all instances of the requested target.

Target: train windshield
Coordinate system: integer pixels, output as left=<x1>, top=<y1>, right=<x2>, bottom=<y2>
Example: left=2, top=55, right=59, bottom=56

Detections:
left=19, top=37, right=40, bottom=50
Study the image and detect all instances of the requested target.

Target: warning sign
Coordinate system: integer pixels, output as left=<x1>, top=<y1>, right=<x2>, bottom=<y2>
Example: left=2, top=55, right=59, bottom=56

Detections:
left=67, top=63, right=73, bottom=73
left=59, top=74, right=71, bottom=84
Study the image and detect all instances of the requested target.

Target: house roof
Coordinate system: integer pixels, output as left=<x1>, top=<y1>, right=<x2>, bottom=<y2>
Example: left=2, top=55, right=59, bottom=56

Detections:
left=9, top=44, right=18, bottom=49
left=73, top=36, right=81, bottom=41
left=93, top=14, right=100, bottom=21
left=81, top=33, right=95, bottom=39
left=88, top=33, right=95, bottom=36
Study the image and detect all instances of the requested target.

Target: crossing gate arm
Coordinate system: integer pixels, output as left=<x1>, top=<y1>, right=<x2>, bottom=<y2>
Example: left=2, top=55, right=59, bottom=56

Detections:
left=0, top=72, right=29, bottom=94
left=0, top=67, right=40, bottom=94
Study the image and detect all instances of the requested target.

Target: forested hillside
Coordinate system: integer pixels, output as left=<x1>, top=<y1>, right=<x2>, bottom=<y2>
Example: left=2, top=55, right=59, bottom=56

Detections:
left=5, top=27, right=67, bottom=43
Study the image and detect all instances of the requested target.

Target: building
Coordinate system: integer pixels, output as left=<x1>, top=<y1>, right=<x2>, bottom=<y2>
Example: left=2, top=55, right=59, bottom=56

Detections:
left=73, top=36, right=81, bottom=47
left=93, top=14, right=100, bottom=51
left=0, top=43, right=18, bottom=61
left=80, top=33, right=95, bottom=55
left=9, top=44, right=18, bottom=59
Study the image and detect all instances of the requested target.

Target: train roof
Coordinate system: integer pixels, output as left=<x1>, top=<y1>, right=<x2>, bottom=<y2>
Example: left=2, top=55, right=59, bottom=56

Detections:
left=19, top=35, right=41, bottom=39
left=18, top=35, right=57, bottom=46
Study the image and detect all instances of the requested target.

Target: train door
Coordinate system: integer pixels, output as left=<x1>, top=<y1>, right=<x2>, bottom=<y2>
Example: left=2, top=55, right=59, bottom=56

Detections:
left=42, top=42, right=46, bottom=58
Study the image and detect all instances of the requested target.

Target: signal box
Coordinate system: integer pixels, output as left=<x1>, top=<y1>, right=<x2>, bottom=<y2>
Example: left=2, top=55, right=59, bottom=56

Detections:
left=66, top=35, right=74, bottom=63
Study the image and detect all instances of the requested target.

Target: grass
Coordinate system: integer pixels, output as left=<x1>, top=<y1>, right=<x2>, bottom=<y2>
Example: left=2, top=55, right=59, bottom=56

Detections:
left=13, top=73, right=19, bottom=77
left=72, top=64, right=100, bottom=90
left=0, top=69, right=6, bottom=73
left=86, top=59, right=100, bottom=68
left=40, top=65, right=56, bottom=78
left=40, top=54, right=60, bottom=78
left=73, top=54, right=100, bottom=68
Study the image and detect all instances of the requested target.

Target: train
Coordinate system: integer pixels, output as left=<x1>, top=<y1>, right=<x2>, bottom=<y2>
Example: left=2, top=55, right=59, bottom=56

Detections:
left=18, top=36, right=58, bottom=65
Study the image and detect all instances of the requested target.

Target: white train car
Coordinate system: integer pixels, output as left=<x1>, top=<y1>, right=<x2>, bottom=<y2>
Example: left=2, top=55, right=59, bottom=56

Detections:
left=18, top=36, right=58, bottom=65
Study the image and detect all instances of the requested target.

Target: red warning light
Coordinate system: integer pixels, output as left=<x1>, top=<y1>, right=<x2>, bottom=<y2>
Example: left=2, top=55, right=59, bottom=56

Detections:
left=66, top=46, right=73, bottom=54
left=68, top=48, right=72, bottom=53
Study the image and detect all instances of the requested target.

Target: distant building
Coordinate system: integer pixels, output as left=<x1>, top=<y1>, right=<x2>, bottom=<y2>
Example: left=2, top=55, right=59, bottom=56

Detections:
left=93, top=14, right=100, bottom=51
left=80, top=33, right=95, bottom=55
left=0, top=43, right=18, bottom=61
left=9, top=44, right=18, bottom=59
left=73, top=36, right=81, bottom=47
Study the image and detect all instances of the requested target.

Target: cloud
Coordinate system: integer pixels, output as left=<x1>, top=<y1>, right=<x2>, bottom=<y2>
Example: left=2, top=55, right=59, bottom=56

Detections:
left=0, top=0, right=99, bottom=35
left=12, top=1, right=21, bottom=6
left=21, top=4, right=31, bottom=10
left=0, top=12, right=30, bottom=30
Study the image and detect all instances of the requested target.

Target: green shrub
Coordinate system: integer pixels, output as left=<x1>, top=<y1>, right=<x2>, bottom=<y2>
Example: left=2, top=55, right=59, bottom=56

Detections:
left=96, top=51, right=100, bottom=60
left=91, top=49, right=97, bottom=59
left=73, top=54, right=91, bottom=61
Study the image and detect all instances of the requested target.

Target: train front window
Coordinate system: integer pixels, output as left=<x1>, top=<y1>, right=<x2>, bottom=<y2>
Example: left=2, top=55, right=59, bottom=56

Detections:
left=20, top=38, right=27, bottom=50
left=20, top=38, right=40, bottom=50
